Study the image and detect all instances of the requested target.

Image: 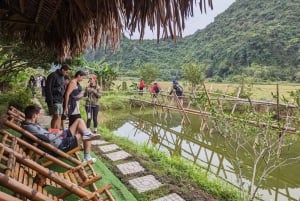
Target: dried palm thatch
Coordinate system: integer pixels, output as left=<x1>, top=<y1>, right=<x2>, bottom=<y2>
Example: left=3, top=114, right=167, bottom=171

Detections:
left=0, top=0, right=213, bottom=60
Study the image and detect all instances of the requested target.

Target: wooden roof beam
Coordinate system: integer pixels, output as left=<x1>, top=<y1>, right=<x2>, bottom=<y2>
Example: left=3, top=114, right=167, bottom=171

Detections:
left=46, top=0, right=62, bottom=29
left=19, top=0, right=25, bottom=13
left=0, top=19, right=36, bottom=25
left=35, top=0, right=45, bottom=23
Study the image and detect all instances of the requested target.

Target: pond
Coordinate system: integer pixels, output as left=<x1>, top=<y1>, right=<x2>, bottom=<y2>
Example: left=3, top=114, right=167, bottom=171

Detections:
left=104, top=108, right=300, bottom=201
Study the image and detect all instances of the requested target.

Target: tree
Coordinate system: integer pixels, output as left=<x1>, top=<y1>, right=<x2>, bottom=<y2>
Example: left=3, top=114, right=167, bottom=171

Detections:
left=96, top=65, right=118, bottom=91
left=182, top=63, right=206, bottom=89
left=214, top=111, right=300, bottom=201
left=139, top=63, right=159, bottom=86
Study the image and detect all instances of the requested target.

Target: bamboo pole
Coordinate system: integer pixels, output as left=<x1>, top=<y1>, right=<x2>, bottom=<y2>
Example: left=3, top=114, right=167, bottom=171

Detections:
left=4, top=121, right=80, bottom=165
left=0, top=191, right=23, bottom=201
left=129, top=99, right=298, bottom=134
left=0, top=173, right=54, bottom=201
left=231, top=87, right=241, bottom=114
left=0, top=144, right=93, bottom=199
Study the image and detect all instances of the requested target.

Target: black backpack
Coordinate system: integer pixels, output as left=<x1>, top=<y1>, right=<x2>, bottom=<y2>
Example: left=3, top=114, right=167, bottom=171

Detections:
left=175, top=84, right=183, bottom=93
left=154, top=85, right=160, bottom=93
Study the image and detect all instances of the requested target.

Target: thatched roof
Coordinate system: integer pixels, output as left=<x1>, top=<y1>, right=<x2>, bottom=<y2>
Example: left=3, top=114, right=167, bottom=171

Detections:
left=0, top=0, right=213, bottom=60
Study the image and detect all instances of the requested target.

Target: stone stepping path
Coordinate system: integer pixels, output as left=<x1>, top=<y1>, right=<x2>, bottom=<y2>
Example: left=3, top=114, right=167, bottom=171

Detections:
left=99, top=144, right=120, bottom=153
left=94, top=139, right=186, bottom=201
left=128, top=175, right=162, bottom=193
left=117, top=161, right=144, bottom=175
left=153, top=193, right=186, bottom=201
left=105, top=150, right=132, bottom=161
left=91, top=140, right=109, bottom=145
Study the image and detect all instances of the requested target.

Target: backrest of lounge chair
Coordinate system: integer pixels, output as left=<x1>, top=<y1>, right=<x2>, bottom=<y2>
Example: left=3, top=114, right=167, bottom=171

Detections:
left=0, top=129, right=74, bottom=170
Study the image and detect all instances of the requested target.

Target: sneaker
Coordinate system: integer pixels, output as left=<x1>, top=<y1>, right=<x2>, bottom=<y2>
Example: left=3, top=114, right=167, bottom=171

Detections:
left=83, top=157, right=97, bottom=163
left=82, top=132, right=100, bottom=141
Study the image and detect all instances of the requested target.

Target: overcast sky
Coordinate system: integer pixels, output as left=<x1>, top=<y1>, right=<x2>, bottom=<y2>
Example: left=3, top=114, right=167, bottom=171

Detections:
left=125, top=0, right=235, bottom=39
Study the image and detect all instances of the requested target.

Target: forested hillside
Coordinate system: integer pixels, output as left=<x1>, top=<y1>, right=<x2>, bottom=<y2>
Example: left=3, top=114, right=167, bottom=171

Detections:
left=84, top=0, right=300, bottom=82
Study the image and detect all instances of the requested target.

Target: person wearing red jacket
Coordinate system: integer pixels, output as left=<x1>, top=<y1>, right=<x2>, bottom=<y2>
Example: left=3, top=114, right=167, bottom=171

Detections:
left=150, top=81, right=161, bottom=103
left=138, top=79, right=145, bottom=95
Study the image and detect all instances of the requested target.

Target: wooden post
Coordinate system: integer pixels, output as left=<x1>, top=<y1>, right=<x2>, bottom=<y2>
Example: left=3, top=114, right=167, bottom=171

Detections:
left=174, top=93, right=191, bottom=124
left=231, top=87, right=241, bottom=114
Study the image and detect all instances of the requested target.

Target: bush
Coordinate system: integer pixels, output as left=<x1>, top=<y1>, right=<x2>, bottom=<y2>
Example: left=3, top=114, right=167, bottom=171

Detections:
left=100, top=94, right=127, bottom=111
left=6, top=88, right=34, bottom=111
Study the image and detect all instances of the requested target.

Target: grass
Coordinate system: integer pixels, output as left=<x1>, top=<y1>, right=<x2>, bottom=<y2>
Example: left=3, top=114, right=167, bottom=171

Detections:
left=98, top=127, right=241, bottom=201
left=1, top=81, right=300, bottom=200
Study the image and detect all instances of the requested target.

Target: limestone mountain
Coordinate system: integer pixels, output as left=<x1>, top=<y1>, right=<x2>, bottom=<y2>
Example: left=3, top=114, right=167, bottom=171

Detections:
left=85, top=0, right=300, bottom=82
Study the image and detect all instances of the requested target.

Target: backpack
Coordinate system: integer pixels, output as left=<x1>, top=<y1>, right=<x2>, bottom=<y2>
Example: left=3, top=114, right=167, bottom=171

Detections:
left=154, top=85, right=160, bottom=93
left=175, top=84, right=183, bottom=93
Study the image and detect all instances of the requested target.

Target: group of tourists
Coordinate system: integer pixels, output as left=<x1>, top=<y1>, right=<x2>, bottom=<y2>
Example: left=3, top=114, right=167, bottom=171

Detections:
left=24, top=64, right=102, bottom=163
left=27, top=75, right=46, bottom=97
left=25, top=67, right=184, bottom=163
left=138, top=79, right=184, bottom=105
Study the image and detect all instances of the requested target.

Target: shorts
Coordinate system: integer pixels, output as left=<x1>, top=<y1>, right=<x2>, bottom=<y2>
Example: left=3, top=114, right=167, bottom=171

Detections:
left=61, top=114, right=68, bottom=120
left=58, top=130, right=78, bottom=152
left=48, top=103, right=63, bottom=115
left=152, top=93, right=158, bottom=98
left=69, top=114, right=81, bottom=127
left=176, top=92, right=183, bottom=99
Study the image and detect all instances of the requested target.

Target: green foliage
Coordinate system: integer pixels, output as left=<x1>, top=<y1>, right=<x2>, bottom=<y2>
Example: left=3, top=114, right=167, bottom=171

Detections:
left=129, top=82, right=138, bottom=91
left=138, top=63, right=159, bottom=85
left=94, top=65, right=118, bottom=91
left=84, top=0, right=300, bottom=82
left=121, top=81, right=128, bottom=91
left=182, top=63, right=206, bottom=88
left=100, top=94, right=127, bottom=110
left=289, top=89, right=300, bottom=106
left=0, top=36, right=53, bottom=77
left=4, top=88, right=34, bottom=110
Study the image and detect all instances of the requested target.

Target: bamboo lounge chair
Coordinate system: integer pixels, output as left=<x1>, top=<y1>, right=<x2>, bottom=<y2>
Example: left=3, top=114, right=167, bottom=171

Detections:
left=0, top=130, right=115, bottom=201
left=5, top=106, right=103, bottom=192
left=6, top=106, right=83, bottom=166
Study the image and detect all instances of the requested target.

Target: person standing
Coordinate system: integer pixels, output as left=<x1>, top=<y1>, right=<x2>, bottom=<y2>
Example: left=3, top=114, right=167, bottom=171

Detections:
left=138, top=79, right=145, bottom=95
left=41, top=76, right=46, bottom=97
left=64, top=70, right=86, bottom=127
left=169, top=80, right=184, bottom=106
left=84, top=74, right=101, bottom=134
left=150, top=81, right=161, bottom=103
left=61, top=75, right=70, bottom=129
left=28, top=75, right=37, bottom=97
left=45, top=64, right=71, bottom=129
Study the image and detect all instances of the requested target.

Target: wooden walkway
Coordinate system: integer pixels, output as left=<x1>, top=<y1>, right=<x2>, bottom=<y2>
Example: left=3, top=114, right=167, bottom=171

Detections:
left=129, top=91, right=299, bottom=134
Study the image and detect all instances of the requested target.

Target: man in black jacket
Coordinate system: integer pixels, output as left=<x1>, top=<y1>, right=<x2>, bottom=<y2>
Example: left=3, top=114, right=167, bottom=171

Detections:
left=45, top=64, right=71, bottom=129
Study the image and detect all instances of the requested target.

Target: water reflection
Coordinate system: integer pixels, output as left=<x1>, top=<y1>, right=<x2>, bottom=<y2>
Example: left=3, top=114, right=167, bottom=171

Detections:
left=108, top=110, right=300, bottom=201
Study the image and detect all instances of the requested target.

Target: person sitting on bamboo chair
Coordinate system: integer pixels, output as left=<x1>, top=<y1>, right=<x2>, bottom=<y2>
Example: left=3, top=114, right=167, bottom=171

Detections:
left=22, top=105, right=100, bottom=163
